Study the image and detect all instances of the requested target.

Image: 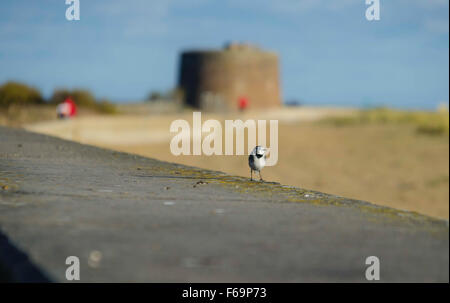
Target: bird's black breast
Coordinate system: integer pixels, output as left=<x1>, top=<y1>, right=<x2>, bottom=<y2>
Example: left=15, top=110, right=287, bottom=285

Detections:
left=255, top=154, right=263, bottom=159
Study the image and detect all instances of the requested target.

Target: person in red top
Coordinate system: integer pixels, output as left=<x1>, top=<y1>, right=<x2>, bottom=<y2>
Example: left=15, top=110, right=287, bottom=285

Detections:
left=57, top=97, right=77, bottom=119
left=238, top=96, right=249, bottom=111
left=65, top=97, right=77, bottom=117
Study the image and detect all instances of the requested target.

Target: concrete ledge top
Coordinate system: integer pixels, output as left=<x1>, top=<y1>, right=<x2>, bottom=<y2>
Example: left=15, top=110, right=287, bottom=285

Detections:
left=0, top=125, right=448, bottom=282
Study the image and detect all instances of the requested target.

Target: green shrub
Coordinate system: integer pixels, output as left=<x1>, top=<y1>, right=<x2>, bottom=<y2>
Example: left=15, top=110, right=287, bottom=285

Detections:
left=148, top=91, right=163, bottom=101
left=50, top=88, right=117, bottom=114
left=0, top=82, right=44, bottom=108
left=323, top=107, right=449, bottom=136
left=96, top=99, right=118, bottom=114
left=147, top=88, right=184, bottom=102
left=49, top=89, right=97, bottom=108
left=416, top=115, right=449, bottom=136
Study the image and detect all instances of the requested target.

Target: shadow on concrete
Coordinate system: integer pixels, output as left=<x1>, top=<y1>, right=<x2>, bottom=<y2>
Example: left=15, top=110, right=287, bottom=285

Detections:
left=0, top=229, right=52, bottom=282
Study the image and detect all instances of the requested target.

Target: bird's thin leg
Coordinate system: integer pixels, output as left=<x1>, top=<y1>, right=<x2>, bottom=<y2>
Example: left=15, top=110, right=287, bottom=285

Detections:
left=250, top=169, right=253, bottom=181
left=259, top=170, right=263, bottom=181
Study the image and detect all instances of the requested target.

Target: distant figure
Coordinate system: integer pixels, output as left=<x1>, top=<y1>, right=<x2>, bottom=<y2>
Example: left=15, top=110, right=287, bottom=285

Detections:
left=57, top=97, right=77, bottom=119
left=238, top=96, right=248, bottom=111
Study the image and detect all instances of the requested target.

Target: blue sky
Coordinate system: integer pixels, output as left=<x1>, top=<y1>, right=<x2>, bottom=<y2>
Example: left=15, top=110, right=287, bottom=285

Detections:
left=0, top=0, right=448, bottom=109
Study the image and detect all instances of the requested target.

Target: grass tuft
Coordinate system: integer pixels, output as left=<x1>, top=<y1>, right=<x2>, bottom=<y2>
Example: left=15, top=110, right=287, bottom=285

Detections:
left=322, top=107, right=449, bottom=136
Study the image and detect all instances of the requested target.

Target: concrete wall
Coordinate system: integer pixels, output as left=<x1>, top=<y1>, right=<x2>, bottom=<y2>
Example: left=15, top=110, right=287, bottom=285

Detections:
left=1, top=126, right=448, bottom=282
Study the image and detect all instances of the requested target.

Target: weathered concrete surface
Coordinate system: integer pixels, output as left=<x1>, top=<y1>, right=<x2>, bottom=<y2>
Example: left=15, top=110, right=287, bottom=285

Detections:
left=0, top=126, right=448, bottom=282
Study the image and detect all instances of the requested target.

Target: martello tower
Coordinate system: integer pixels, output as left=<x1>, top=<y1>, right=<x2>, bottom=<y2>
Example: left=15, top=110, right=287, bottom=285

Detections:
left=178, top=42, right=281, bottom=111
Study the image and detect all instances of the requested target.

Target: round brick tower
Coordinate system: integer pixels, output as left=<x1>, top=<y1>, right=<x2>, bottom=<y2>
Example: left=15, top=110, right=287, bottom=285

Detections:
left=178, top=43, right=281, bottom=111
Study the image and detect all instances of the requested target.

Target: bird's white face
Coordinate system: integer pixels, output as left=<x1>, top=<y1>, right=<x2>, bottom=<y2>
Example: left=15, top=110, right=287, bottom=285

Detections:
left=252, top=146, right=267, bottom=156
left=257, top=147, right=266, bottom=156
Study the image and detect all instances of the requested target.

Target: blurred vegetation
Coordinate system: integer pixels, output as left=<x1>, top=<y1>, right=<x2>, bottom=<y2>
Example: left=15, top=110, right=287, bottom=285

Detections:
left=95, top=99, right=118, bottom=114
left=148, top=91, right=163, bottom=101
left=0, top=82, right=44, bottom=108
left=323, top=107, right=449, bottom=136
left=49, top=88, right=117, bottom=114
left=0, top=81, right=117, bottom=115
left=285, top=99, right=303, bottom=107
left=49, top=89, right=96, bottom=107
left=147, top=88, right=184, bottom=103
left=0, top=105, right=56, bottom=127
